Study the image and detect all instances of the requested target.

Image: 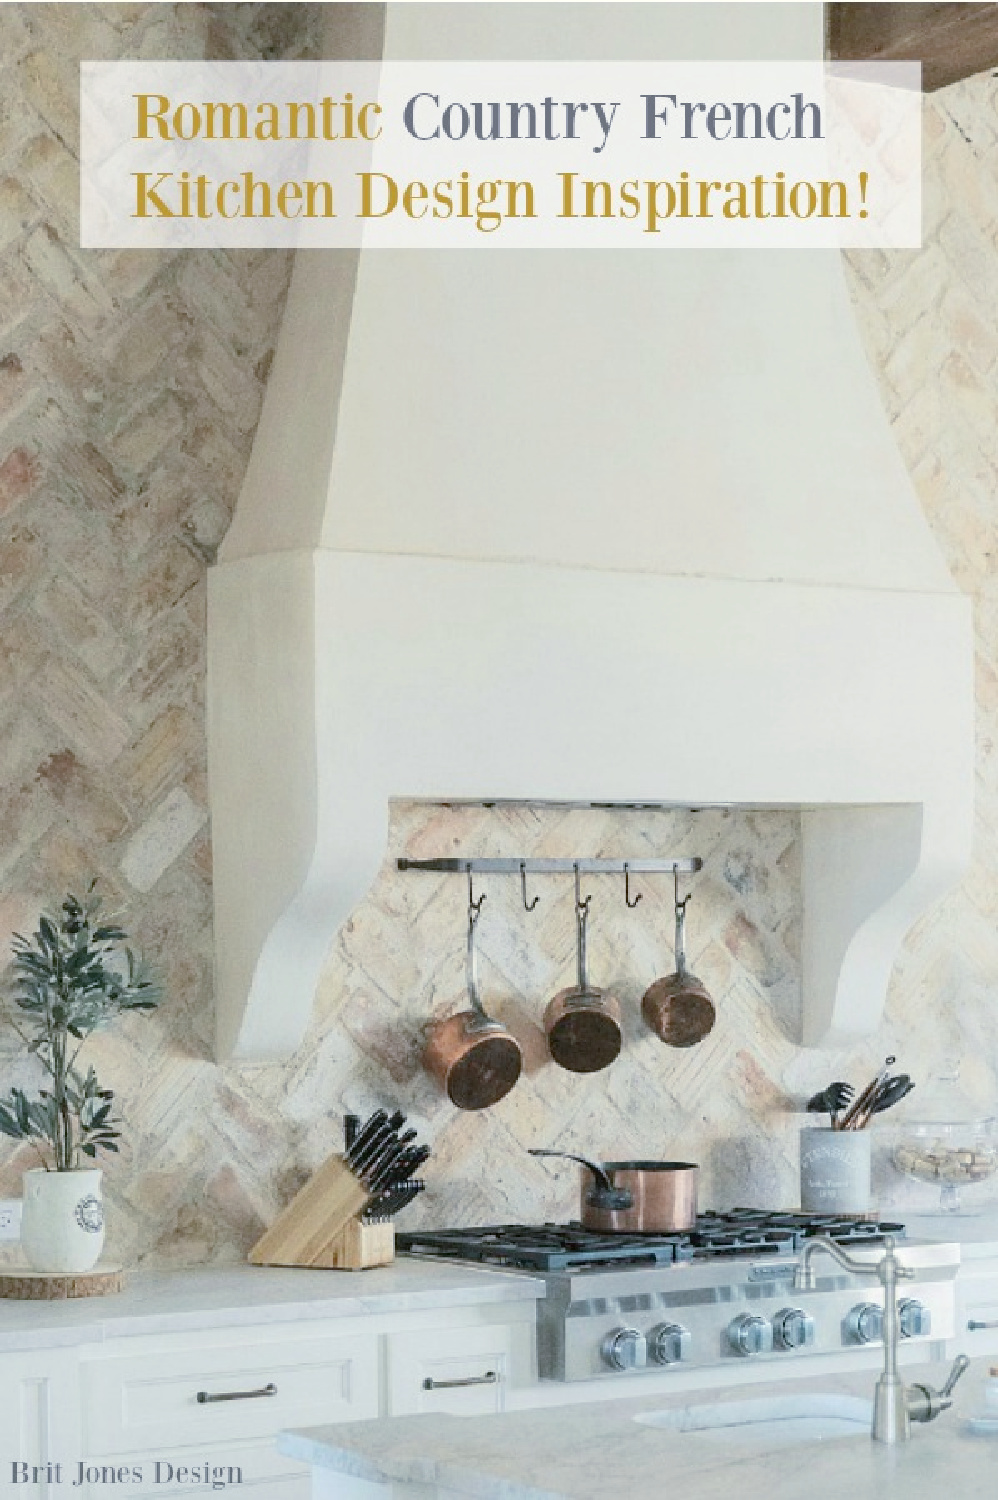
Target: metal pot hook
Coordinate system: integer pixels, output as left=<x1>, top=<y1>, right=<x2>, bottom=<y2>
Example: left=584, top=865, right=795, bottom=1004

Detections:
left=468, top=868, right=486, bottom=919
left=674, top=867, right=692, bottom=914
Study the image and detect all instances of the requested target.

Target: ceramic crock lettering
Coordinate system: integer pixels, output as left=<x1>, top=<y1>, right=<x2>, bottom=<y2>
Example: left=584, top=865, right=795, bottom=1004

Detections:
left=21, top=1167, right=104, bottom=1274
left=799, top=1127, right=871, bottom=1215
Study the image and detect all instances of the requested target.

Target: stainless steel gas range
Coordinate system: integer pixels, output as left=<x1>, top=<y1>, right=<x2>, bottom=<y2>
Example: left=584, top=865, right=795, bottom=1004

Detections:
left=397, top=1212, right=960, bottom=1383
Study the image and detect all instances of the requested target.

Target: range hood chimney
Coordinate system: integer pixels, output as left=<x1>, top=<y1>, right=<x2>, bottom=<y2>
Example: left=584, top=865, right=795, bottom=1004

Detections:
left=208, top=2, right=973, bottom=1063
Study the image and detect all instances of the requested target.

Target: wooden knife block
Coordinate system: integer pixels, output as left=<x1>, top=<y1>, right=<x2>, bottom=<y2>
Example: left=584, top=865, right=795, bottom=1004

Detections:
left=318, top=1219, right=395, bottom=1271
left=250, top=1153, right=395, bottom=1269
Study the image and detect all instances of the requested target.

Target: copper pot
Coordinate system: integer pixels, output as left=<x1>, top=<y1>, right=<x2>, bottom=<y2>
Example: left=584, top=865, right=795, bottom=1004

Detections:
left=423, top=905, right=522, bottom=1111
left=544, top=887, right=621, bottom=1074
left=581, top=1159, right=698, bottom=1232
left=531, top=1149, right=698, bottom=1233
left=641, top=884, right=715, bottom=1048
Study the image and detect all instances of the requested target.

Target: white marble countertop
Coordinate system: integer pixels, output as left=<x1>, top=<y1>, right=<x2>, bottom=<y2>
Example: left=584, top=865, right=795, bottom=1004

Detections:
left=905, top=1213, right=998, bottom=1258
left=280, top=1358, right=998, bottom=1500
left=0, top=1260, right=543, bottom=1353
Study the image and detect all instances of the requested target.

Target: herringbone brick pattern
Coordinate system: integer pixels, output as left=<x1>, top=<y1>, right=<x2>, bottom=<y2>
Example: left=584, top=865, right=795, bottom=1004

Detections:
left=844, top=74, right=998, bottom=1214
left=0, top=3, right=323, bottom=1266
left=0, top=21, right=995, bottom=1266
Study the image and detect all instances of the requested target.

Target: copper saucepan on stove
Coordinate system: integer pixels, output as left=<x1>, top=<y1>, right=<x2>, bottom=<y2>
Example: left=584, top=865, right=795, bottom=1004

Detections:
left=423, top=897, right=522, bottom=1111
left=530, top=1149, right=698, bottom=1233
left=544, top=873, right=622, bottom=1074
left=641, top=874, right=716, bottom=1048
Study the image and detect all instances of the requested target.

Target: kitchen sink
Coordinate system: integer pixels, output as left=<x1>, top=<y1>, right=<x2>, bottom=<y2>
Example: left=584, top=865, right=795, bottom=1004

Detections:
left=634, top=1394, right=873, bottom=1447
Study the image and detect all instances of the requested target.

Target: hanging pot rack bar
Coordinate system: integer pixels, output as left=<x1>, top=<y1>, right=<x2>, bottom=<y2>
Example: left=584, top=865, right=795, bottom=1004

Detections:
left=397, top=858, right=702, bottom=875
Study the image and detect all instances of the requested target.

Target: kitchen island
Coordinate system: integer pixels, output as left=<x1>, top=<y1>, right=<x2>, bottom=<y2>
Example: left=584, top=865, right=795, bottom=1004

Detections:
left=280, top=1357, right=998, bottom=1500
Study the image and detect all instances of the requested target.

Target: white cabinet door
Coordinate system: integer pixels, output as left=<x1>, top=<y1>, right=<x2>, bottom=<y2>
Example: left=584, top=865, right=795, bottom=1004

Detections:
left=386, top=1325, right=514, bottom=1416
left=81, top=1326, right=379, bottom=1455
left=0, top=1347, right=81, bottom=1498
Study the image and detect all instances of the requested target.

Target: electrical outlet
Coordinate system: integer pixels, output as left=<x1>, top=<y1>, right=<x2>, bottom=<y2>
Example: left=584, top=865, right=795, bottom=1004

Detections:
left=0, top=1200, right=22, bottom=1240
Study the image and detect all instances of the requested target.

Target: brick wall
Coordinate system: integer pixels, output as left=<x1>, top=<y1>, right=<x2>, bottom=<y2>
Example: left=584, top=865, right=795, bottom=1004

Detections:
left=0, top=4, right=322, bottom=1264
left=0, top=15, right=995, bottom=1265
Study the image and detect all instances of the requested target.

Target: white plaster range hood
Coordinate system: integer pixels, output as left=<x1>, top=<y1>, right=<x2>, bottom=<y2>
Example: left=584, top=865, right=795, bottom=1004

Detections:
left=207, top=3, right=974, bottom=1063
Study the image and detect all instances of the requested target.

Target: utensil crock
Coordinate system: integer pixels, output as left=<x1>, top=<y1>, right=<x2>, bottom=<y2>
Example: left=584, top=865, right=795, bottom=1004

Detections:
left=800, top=1127, right=871, bottom=1215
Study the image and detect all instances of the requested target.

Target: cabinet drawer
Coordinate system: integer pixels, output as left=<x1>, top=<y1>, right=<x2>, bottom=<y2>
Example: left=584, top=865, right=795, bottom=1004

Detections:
left=386, top=1325, right=513, bottom=1415
left=82, top=1329, right=378, bottom=1454
left=75, top=1439, right=307, bottom=1499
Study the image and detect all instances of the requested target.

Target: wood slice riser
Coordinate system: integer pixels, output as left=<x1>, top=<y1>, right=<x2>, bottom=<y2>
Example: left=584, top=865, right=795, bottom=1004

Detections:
left=0, top=1265, right=124, bottom=1299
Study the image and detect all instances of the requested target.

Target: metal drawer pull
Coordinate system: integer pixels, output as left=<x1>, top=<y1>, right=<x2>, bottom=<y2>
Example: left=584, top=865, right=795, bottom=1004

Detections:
left=422, top=1371, right=499, bottom=1391
left=196, top=1382, right=278, bottom=1404
left=968, top=1319, right=998, bottom=1331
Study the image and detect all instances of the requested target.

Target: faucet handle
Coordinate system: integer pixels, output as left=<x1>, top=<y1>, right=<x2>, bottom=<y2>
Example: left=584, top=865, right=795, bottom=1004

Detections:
left=906, top=1353, right=971, bottom=1425
left=939, top=1353, right=971, bottom=1400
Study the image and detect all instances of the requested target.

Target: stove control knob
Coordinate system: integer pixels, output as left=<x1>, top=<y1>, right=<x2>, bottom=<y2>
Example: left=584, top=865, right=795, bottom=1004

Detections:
left=601, top=1327, right=647, bottom=1372
left=899, top=1299, right=931, bottom=1339
left=773, top=1307, right=816, bottom=1351
left=847, top=1303, right=884, bottom=1345
left=649, top=1322, right=691, bottom=1365
left=728, top=1314, right=774, bottom=1357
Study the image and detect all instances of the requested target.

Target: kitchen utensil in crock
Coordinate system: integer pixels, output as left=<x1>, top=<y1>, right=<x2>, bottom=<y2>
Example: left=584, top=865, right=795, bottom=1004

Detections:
left=530, top=1149, right=698, bottom=1233
left=641, top=872, right=716, bottom=1047
left=423, top=891, right=522, bottom=1110
left=847, top=1072, right=912, bottom=1131
left=870, top=1076, right=915, bottom=1117
left=838, top=1055, right=896, bottom=1130
left=544, top=871, right=622, bottom=1073
left=806, top=1081, right=855, bottom=1127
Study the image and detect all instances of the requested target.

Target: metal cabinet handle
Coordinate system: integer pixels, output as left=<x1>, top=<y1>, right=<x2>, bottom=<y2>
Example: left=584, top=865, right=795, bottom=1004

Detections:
left=968, top=1319, right=998, bottom=1331
left=422, top=1371, right=499, bottom=1391
left=196, top=1382, right=278, bottom=1404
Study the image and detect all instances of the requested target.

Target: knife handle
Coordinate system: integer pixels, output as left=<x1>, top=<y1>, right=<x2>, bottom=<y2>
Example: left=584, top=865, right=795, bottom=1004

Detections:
left=344, top=1109, right=387, bottom=1167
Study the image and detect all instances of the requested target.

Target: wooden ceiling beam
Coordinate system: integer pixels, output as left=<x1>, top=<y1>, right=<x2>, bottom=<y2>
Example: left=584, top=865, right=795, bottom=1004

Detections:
left=827, top=3, right=998, bottom=91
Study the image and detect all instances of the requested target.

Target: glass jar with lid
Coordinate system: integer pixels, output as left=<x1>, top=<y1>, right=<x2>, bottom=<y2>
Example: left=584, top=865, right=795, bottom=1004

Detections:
left=892, top=1061, right=998, bottom=1213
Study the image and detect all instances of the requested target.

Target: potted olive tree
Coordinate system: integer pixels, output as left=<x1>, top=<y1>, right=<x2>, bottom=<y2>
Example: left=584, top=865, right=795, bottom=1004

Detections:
left=0, top=889, right=160, bottom=1273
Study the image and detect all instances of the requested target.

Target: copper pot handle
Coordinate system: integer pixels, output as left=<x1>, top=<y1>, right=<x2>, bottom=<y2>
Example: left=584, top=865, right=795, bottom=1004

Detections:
left=530, top=1147, right=611, bottom=1190
left=466, top=900, right=487, bottom=1019
left=674, top=870, right=692, bottom=981
left=529, top=1149, right=633, bottom=1211
left=577, top=896, right=590, bottom=989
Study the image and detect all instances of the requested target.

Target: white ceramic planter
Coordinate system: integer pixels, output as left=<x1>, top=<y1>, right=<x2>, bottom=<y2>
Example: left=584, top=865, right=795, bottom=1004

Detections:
left=21, top=1167, right=104, bottom=1273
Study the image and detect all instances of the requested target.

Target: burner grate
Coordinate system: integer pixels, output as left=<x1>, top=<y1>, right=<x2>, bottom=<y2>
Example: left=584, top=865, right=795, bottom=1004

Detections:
left=395, top=1223, right=689, bottom=1270
left=691, top=1210, right=906, bottom=1254
left=397, top=1211, right=905, bottom=1273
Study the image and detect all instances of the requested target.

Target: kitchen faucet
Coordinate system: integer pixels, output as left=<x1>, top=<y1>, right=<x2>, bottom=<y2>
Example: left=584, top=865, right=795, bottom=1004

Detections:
left=793, top=1234, right=969, bottom=1444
